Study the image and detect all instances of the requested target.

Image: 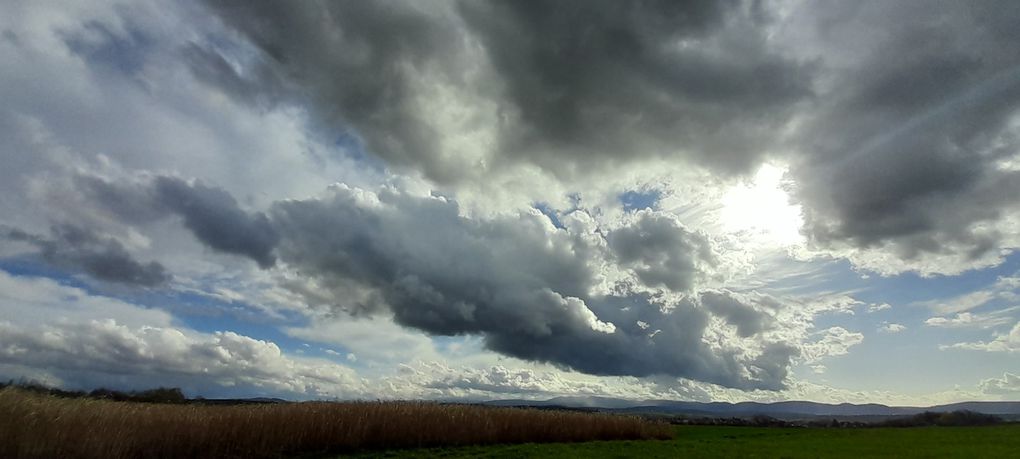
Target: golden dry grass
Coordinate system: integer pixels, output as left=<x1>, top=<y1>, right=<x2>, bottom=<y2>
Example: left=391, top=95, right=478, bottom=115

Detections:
left=0, top=387, right=670, bottom=458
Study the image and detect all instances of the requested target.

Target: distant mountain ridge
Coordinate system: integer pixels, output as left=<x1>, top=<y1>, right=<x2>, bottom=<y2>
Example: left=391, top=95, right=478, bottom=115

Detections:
left=483, top=396, right=1020, bottom=417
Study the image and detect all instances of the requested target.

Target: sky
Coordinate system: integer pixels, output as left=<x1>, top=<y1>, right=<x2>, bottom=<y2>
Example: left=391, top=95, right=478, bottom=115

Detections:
left=1, top=0, right=1019, bottom=405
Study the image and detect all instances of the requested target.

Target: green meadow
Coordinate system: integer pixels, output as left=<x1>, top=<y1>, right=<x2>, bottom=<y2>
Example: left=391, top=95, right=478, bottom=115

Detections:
left=358, top=424, right=1020, bottom=458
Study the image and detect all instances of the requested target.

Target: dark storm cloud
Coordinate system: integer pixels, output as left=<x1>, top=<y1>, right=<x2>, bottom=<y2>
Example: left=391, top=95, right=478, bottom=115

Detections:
left=2, top=224, right=170, bottom=286
left=270, top=186, right=797, bottom=390
left=152, top=177, right=279, bottom=268
left=194, top=0, right=1020, bottom=273
left=270, top=186, right=599, bottom=323
left=700, top=290, right=775, bottom=338
left=456, top=0, right=812, bottom=175
left=196, top=0, right=813, bottom=182
left=790, top=1, right=1020, bottom=266
left=64, top=171, right=798, bottom=388
left=608, top=211, right=717, bottom=292
left=197, top=0, right=468, bottom=183
left=78, top=175, right=279, bottom=268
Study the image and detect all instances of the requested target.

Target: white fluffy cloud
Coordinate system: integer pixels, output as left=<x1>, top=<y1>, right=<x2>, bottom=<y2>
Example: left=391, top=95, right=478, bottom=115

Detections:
left=0, top=320, right=363, bottom=397
left=800, top=327, right=864, bottom=363
left=980, top=372, right=1020, bottom=395
left=867, top=303, right=892, bottom=313
left=0, top=271, right=363, bottom=398
left=878, top=323, right=907, bottom=334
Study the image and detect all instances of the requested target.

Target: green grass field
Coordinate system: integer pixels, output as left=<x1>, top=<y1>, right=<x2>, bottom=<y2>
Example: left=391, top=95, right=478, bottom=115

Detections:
left=354, top=424, right=1020, bottom=458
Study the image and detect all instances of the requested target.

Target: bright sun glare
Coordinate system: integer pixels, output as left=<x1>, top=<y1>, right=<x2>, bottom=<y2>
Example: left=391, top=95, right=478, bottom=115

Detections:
left=720, top=164, right=804, bottom=247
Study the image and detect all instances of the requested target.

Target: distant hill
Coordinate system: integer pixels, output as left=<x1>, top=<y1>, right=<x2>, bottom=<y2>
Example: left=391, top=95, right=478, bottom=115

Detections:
left=483, top=396, right=1020, bottom=418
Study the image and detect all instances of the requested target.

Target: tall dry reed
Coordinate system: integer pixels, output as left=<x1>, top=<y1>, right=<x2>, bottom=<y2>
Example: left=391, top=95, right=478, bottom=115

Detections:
left=0, top=387, right=670, bottom=458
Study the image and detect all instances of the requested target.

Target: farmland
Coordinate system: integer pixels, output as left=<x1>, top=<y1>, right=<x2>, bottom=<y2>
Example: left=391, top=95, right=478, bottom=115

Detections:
left=365, top=424, right=1020, bottom=458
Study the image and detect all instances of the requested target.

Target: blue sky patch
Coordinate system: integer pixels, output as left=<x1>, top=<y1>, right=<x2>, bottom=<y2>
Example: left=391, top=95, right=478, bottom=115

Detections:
left=619, top=189, right=661, bottom=212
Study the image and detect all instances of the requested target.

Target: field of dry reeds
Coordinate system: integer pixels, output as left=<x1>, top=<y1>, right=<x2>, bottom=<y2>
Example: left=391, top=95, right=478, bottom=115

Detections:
left=0, top=387, right=670, bottom=458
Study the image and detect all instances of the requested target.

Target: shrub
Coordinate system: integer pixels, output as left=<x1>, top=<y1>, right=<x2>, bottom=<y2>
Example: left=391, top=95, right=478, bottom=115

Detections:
left=88, top=387, right=187, bottom=404
left=879, top=410, right=1003, bottom=427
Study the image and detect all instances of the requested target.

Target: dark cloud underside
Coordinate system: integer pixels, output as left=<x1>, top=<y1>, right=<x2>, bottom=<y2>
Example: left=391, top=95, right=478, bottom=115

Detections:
left=152, top=177, right=279, bottom=269
left=790, top=1, right=1020, bottom=266
left=195, top=0, right=1020, bottom=273
left=79, top=175, right=280, bottom=268
left=198, top=0, right=814, bottom=182
left=608, top=211, right=717, bottom=292
left=3, top=224, right=170, bottom=286
left=457, top=0, right=812, bottom=175
left=269, top=186, right=795, bottom=389
left=68, top=173, right=796, bottom=389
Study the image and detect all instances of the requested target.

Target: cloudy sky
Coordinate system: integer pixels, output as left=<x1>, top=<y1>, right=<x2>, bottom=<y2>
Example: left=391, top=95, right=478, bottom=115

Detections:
left=2, top=0, right=1019, bottom=404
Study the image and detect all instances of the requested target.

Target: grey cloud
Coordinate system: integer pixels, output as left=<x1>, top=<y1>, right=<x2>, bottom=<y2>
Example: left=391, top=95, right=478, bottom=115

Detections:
left=180, top=43, right=288, bottom=109
left=457, top=0, right=812, bottom=175
left=270, top=186, right=796, bottom=390
left=193, top=0, right=1020, bottom=274
left=747, top=342, right=800, bottom=389
left=31, top=169, right=799, bottom=389
left=790, top=1, right=1020, bottom=270
left=3, top=224, right=170, bottom=286
left=270, top=186, right=598, bottom=325
left=74, top=175, right=166, bottom=223
left=152, top=177, right=279, bottom=268
left=197, top=0, right=813, bottom=182
left=78, top=174, right=279, bottom=268
left=700, top=290, right=775, bottom=338
left=197, top=0, right=469, bottom=183
left=608, top=211, right=718, bottom=292
left=63, top=20, right=154, bottom=76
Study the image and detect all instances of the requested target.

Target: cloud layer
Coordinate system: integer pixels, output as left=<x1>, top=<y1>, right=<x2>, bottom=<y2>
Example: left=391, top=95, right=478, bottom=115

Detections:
left=786, top=1, right=1020, bottom=274
left=77, top=174, right=280, bottom=268
left=197, top=0, right=813, bottom=183
left=1, top=0, right=1019, bottom=402
left=190, top=0, right=1020, bottom=276
left=3, top=224, right=170, bottom=286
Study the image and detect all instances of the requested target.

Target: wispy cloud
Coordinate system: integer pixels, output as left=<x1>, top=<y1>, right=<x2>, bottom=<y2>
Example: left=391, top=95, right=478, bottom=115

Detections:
left=941, top=323, right=1020, bottom=353
left=924, top=307, right=1020, bottom=329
